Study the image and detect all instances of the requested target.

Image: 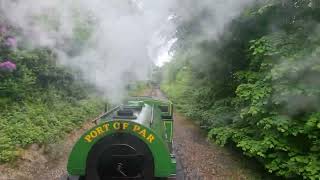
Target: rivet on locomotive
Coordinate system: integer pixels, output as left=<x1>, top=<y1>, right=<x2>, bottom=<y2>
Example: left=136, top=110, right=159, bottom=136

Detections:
left=66, top=97, right=176, bottom=180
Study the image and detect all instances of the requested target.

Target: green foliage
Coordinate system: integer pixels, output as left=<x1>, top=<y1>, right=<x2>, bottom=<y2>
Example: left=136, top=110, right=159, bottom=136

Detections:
left=162, top=0, right=320, bottom=179
left=0, top=98, right=103, bottom=162
left=128, top=81, right=150, bottom=96
left=0, top=41, right=103, bottom=163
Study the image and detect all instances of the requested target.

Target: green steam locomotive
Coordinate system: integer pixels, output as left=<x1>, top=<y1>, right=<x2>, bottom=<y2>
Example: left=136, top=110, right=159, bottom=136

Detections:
left=66, top=97, right=176, bottom=180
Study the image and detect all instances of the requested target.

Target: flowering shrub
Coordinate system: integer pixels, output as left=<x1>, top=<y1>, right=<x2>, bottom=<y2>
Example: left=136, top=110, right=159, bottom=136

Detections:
left=4, top=36, right=17, bottom=48
left=0, top=25, right=7, bottom=35
left=0, top=24, right=17, bottom=50
left=0, top=60, right=16, bottom=72
left=0, top=22, right=104, bottom=163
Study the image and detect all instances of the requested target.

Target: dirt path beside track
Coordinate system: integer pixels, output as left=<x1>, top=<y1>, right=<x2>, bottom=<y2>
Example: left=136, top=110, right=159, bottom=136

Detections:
left=153, top=88, right=264, bottom=180
left=0, top=117, right=98, bottom=180
left=0, top=88, right=266, bottom=180
left=173, top=113, right=263, bottom=180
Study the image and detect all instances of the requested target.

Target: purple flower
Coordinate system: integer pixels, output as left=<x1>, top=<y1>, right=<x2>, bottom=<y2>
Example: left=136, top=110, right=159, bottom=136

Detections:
left=0, top=61, right=16, bottom=72
left=4, top=36, right=17, bottom=48
left=0, top=25, right=7, bottom=35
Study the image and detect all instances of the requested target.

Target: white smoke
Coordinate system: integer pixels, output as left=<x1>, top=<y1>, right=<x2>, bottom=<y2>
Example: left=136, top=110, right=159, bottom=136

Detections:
left=176, top=0, right=256, bottom=41
left=0, top=0, right=256, bottom=102
left=0, top=0, right=176, bottom=102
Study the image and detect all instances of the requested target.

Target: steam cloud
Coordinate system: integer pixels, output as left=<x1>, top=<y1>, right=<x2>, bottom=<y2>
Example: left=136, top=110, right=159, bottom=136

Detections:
left=0, top=0, right=255, bottom=102
left=175, top=0, right=256, bottom=41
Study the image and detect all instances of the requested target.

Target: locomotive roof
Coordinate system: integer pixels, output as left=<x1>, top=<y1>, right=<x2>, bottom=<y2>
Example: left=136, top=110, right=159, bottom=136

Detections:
left=98, top=102, right=153, bottom=127
left=95, top=96, right=173, bottom=127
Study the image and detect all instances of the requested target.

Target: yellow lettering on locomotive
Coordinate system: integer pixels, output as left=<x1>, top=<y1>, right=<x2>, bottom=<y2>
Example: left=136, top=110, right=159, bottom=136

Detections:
left=96, top=127, right=104, bottom=135
left=123, top=122, right=129, bottom=130
left=139, top=129, right=147, bottom=138
left=84, top=122, right=156, bottom=144
left=133, top=125, right=141, bottom=132
left=103, top=123, right=110, bottom=131
left=84, top=135, right=92, bottom=143
left=90, top=130, right=98, bottom=138
left=146, top=134, right=155, bottom=143
left=113, top=122, right=121, bottom=130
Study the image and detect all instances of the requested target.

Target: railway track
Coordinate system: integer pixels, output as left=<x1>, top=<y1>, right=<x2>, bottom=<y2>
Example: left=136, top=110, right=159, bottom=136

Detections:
left=0, top=86, right=261, bottom=180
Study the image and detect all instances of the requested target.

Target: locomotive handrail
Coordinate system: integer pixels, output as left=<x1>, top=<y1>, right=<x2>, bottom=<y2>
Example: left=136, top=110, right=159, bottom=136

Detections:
left=129, top=96, right=171, bottom=103
left=92, top=105, right=121, bottom=125
left=150, top=104, right=154, bottom=126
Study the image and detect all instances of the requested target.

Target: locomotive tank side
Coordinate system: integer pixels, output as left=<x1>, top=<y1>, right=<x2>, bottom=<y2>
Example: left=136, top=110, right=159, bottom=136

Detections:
left=66, top=97, right=176, bottom=180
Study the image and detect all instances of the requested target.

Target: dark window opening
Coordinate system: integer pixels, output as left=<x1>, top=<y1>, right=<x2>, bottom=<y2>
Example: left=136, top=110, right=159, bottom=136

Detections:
left=159, top=105, right=169, bottom=113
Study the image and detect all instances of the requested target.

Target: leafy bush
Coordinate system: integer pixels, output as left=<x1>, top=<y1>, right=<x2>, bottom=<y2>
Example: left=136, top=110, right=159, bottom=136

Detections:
left=0, top=24, right=104, bottom=162
left=162, top=1, right=320, bottom=179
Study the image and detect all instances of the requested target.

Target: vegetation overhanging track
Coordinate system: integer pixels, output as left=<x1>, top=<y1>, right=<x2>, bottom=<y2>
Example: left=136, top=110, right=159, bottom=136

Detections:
left=161, top=1, right=320, bottom=179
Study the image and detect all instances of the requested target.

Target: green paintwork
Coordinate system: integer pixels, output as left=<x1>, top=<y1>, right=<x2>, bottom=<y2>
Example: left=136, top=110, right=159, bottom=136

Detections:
left=164, top=121, right=173, bottom=142
left=127, top=97, right=173, bottom=117
left=67, top=97, right=175, bottom=177
left=67, top=120, right=175, bottom=177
